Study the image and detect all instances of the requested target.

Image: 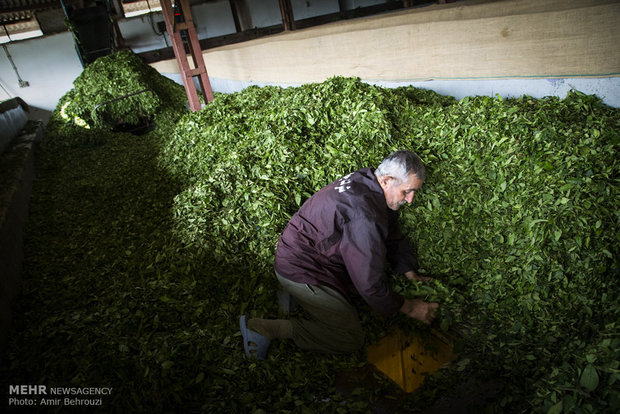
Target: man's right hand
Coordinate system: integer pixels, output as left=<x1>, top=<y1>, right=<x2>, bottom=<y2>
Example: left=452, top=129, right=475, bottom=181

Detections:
left=400, top=298, right=438, bottom=325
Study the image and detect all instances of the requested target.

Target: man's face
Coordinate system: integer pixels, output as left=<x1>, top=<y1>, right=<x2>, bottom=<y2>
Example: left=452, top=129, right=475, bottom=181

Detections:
left=379, top=174, right=424, bottom=211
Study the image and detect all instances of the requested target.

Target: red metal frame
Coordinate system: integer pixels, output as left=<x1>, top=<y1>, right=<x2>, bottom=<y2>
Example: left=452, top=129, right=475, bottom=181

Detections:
left=160, top=0, right=214, bottom=111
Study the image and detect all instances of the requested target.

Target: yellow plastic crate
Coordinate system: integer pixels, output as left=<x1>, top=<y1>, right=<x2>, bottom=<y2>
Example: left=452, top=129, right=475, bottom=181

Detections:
left=366, top=328, right=456, bottom=393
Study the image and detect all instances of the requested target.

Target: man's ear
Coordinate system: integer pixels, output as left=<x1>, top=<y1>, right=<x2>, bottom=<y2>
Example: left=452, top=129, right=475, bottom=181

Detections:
left=379, top=175, right=393, bottom=188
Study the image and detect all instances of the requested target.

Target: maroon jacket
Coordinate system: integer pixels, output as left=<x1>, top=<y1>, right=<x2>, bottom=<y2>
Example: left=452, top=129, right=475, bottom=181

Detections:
left=274, top=168, right=418, bottom=317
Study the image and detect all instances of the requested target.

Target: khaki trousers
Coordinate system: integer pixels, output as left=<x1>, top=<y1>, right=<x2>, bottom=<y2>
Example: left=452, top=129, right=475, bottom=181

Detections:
left=276, top=272, right=365, bottom=353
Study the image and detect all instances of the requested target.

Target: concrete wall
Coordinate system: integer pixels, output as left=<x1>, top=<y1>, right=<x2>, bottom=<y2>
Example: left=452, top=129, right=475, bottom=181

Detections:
left=192, top=0, right=237, bottom=39
left=246, top=0, right=282, bottom=28
left=0, top=32, right=83, bottom=118
left=117, top=14, right=168, bottom=54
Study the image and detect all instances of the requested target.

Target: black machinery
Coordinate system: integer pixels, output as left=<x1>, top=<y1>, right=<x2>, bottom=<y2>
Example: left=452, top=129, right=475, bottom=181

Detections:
left=60, top=0, right=117, bottom=67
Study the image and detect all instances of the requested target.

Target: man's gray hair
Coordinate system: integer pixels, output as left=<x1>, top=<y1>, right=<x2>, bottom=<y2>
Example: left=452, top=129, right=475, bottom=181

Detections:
left=375, top=150, right=426, bottom=182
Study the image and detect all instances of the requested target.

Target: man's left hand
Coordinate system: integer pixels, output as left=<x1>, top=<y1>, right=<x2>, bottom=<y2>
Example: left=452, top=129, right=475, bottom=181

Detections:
left=405, top=270, right=433, bottom=282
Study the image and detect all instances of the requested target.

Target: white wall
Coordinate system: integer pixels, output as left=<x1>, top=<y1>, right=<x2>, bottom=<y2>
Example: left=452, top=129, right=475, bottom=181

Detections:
left=0, top=32, right=82, bottom=114
left=246, top=0, right=282, bottom=28
left=118, top=14, right=168, bottom=54
left=192, top=0, right=237, bottom=39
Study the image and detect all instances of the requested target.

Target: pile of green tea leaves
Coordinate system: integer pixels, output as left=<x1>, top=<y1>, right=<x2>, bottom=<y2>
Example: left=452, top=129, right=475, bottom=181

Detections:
left=1, top=50, right=618, bottom=413
left=45, top=50, right=187, bottom=145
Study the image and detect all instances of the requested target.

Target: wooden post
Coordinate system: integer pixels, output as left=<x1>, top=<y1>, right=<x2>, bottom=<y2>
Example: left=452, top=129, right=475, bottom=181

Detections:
left=278, top=0, right=295, bottom=31
left=230, top=0, right=253, bottom=33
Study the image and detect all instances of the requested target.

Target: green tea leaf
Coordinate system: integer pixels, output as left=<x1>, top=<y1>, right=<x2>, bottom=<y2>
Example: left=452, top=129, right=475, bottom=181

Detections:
left=580, top=364, right=599, bottom=391
left=547, top=401, right=563, bottom=414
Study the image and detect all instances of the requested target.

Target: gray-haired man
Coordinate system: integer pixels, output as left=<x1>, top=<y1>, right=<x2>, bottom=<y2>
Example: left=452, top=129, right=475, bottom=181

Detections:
left=240, top=150, right=438, bottom=359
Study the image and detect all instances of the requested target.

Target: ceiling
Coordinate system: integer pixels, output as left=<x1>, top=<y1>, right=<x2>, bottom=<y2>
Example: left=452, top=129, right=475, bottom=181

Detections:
left=1, top=0, right=63, bottom=24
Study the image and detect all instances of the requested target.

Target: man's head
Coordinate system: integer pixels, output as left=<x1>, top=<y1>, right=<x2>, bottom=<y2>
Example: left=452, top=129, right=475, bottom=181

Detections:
left=375, top=150, right=426, bottom=211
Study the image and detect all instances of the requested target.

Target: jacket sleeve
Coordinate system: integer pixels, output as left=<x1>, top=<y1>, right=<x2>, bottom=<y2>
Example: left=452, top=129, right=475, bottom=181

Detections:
left=385, top=210, right=419, bottom=274
left=339, top=218, right=404, bottom=318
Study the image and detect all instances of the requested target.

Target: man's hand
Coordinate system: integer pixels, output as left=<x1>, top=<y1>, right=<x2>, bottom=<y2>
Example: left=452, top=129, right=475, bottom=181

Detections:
left=404, top=270, right=433, bottom=282
left=400, top=298, right=438, bottom=325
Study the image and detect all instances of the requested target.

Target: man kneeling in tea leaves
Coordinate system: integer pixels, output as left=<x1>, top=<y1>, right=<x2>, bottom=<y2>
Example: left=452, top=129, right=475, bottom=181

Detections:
left=240, top=150, right=438, bottom=359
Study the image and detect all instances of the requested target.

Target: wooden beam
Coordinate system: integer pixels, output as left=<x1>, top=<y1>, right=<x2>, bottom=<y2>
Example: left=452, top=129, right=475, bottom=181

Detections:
left=278, top=0, right=295, bottom=31
left=229, top=0, right=253, bottom=33
left=230, top=0, right=242, bottom=32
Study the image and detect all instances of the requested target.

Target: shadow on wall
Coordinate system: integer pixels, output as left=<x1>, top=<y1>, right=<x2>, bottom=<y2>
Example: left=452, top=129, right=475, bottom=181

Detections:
left=26, top=106, right=52, bottom=125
